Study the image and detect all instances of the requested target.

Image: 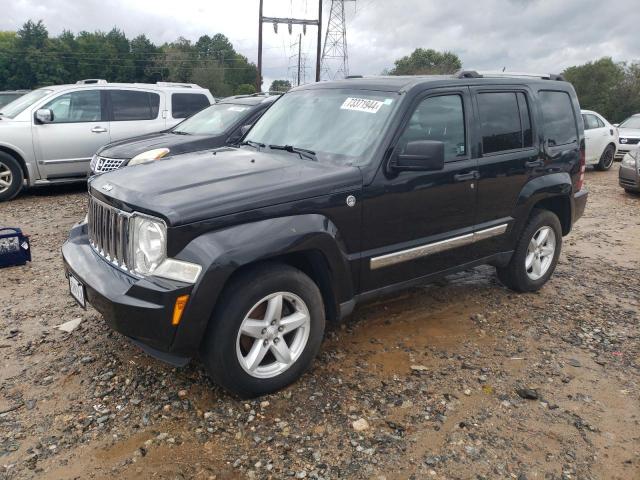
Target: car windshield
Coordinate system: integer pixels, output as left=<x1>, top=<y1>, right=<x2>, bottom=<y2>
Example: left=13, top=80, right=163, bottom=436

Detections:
left=619, top=116, right=640, bottom=129
left=172, top=103, right=254, bottom=135
left=244, top=88, right=400, bottom=166
left=0, top=89, right=52, bottom=119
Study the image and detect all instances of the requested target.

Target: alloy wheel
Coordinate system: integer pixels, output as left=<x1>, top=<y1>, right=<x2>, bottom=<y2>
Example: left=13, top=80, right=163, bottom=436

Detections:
left=603, top=147, right=614, bottom=169
left=236, top=292, right=311, bottom=379
left=0, top=161, right=12, bottom=194
left=525, top=226, right=556, bottom=280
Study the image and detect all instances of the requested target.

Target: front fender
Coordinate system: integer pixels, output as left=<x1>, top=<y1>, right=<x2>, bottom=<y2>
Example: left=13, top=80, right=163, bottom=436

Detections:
left=170, top=214, right=354, bottom=355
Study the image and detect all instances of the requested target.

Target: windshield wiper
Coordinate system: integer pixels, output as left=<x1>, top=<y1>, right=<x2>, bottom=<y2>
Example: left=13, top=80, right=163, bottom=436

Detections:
left=268, top=144, right=317, bottom=161
left=240, top=140, right=266, bottom=150
left=172, top=130, right=191, bottom=135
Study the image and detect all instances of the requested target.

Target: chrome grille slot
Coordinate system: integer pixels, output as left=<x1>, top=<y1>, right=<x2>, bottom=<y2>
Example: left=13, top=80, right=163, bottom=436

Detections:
left=87, top=195, right=132, bottom=271
left=93, top=156, right=126, bottom=173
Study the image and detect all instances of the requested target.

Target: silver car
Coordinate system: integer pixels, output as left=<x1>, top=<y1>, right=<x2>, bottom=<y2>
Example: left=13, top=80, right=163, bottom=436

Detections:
left=619, top=146, right=640, bottom=193
left=0, top=80, right=213, bottom=201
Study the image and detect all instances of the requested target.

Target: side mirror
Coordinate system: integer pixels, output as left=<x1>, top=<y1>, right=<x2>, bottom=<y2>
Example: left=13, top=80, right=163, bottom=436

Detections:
left=240, top=124, right=252, bottom=136
left=392, top=140, right=445, bottom=172
left=35, top=108, right=54, bottom=124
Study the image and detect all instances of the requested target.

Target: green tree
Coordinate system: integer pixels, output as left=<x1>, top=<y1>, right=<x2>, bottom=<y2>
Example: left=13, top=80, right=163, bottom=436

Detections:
left=236, top=83, right=256, bottom=95
left=269, top=79, right=292, bottom=93
left=388, top=48, right=462, bottom=75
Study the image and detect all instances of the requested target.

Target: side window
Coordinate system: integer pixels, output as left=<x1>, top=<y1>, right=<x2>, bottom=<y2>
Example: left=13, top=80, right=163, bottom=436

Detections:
left=110, top=90, right=160, bottom=121
left=539, top=91, right=578, bottom=146
left=397, top=95, right=466, bottom=162
left=172, top=93, right=210, bottom=119
left=42, top=90, right=102, bottom=123
left=582, top=114, right=600, bottom=130
left=517, top=92, right=533, bottom=148
left=595, top=116, right=605, bottom=128
left=477, top=92, right=526, bottom=154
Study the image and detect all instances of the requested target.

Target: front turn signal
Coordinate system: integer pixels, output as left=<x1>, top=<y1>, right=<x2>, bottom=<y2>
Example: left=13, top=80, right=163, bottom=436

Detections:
left=172, top=294, right=190, bottom=326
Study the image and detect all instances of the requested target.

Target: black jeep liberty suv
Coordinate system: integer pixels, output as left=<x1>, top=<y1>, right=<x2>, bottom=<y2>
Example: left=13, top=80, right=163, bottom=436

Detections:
left=63, top=71, right=588, bottom=397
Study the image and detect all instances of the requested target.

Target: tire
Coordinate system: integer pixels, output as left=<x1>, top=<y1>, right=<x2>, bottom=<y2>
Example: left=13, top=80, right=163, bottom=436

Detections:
left=496, top=209, right=562, bottom=292
left=0, top=152, right=24, bottom=202
left=200, top=263, right=326, bottom=398
left=596, top=144, right=615, bottom=171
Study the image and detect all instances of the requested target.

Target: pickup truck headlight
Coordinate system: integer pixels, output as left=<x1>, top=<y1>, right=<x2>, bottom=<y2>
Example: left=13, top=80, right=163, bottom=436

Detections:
left=131, top=215, right=167, bottom=276
left=129, top=148, right=170, bottom=166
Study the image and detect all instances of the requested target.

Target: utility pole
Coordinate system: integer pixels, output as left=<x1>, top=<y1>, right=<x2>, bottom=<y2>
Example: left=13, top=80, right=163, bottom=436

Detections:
left=297, top=34, right=302, bottom=86
left=321, top=0, right=355, bottom=81
left=257, top=0, right=323, bottom=91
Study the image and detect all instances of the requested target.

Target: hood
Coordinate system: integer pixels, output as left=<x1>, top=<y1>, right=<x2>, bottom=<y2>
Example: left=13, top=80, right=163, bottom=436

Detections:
left=98, top=132, right=228, bottom=160
left=90, top=147, right=363, bottom=226
left=618, top=127, right=640, bottom=139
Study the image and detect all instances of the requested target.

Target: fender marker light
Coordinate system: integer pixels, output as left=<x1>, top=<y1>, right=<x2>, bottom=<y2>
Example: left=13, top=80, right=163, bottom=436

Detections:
left=172, top=295, right=190, bottom=326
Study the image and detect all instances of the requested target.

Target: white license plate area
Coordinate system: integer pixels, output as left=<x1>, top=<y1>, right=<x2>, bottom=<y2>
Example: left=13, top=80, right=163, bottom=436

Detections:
left=69, top=274, right=86, bottom=308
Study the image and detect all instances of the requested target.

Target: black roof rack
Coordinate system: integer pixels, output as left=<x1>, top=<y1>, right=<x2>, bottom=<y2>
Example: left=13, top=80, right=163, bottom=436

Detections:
left=345, top=75, right=363, bottom=79
left=457, top=70, right=482, bottom=79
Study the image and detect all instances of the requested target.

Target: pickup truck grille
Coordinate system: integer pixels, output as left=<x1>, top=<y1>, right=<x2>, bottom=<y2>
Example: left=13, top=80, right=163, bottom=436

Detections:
left=92, top=156, right=126, bottom=173
left=87, top=196, right=132, bottom=270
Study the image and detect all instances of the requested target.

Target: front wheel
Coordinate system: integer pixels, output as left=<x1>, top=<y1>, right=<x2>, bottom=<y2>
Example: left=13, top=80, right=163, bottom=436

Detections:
left=596, top=144, right=615, bottom=171
left=497, top=209, right=562, bottom=292
left=0, top=153, right=24, bottom=202
left=200, top=263, right=325, bottom=398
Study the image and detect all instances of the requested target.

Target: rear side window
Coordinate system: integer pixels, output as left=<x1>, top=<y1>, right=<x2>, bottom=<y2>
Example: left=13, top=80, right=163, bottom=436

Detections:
left=172, top=93, right=210, bottom=119
left=582, top=114, right=602, bottom=130
left=477, top=92, right=532, bottom=154
left=110, top=90, right=160, bottom=121
left=539, top=91, right=578, bottom=146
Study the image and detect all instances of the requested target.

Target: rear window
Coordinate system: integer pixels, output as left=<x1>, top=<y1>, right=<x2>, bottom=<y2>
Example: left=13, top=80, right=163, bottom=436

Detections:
left=172, top=93, right=210, bottom=119
left=477, top=92, right=533, bottom=154
left=110, top=90, right=160, bottom=121
left=539, top=91, right=578, bottom=146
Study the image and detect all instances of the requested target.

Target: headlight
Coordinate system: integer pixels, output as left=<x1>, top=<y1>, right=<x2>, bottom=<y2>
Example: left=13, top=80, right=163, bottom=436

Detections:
left=131, top=215, right=167, bottom=276
left=129, top=148, right=170, bottom=166
left=621, top=153, right=637, bottom=168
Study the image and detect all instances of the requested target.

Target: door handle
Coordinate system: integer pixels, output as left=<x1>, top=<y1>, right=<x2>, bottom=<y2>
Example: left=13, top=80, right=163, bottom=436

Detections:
left=91, top=126, right=108, bottom=133
left=454, top=171, right=478, bottom=182
left=525, top=160, right=544, bottom=168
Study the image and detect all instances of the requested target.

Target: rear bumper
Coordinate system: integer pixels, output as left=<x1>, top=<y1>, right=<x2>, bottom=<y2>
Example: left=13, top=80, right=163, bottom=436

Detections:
left=62, top=222, right=193, bottom=361
left=572, top=189, right=588, bottom=225
left=619, top=163, right=640, bottom=191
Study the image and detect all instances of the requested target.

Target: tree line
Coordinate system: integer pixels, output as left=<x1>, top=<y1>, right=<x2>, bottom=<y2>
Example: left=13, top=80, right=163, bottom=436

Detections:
left=0, top=20, right=259, bottom=96
left=1, top=21, right=638, bottom=122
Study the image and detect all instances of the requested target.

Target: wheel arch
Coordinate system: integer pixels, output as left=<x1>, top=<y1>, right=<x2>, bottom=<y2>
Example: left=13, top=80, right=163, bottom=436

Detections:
left=0, top=146, right=29, bottom=181
left=515, top=172, right=573, bottom=237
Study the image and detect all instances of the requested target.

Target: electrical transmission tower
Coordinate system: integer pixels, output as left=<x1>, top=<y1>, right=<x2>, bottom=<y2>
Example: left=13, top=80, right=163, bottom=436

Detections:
left=288, top=34, right=309, bottom=86
left=320, top=0, right=355, bottom=80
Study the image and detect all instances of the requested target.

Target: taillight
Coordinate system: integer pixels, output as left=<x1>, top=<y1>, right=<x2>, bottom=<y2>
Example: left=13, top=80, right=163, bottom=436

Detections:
left=577, top=145, right=586, bottom=191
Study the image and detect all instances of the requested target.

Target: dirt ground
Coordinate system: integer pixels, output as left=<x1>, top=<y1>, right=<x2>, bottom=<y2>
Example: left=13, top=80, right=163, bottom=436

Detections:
left=0, top=165, right=639, bottom=480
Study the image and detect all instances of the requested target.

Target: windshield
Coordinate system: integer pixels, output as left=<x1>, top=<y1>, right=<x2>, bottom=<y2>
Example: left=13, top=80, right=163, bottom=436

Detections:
left=619, top=116, right=640, bottom=129
left=172, top=103, right=253, bottom=135
left=244, top=88, right=399, bottom=166
left=0, top=89, right=52, bottom=119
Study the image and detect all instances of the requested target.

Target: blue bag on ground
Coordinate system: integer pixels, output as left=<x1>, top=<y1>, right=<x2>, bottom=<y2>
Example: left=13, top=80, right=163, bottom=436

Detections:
left=0, top=227, right=31, bottom=268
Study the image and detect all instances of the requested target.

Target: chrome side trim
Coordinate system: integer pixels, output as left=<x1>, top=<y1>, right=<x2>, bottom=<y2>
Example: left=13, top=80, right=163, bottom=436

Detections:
left=370, top=223, right=509, bottom=270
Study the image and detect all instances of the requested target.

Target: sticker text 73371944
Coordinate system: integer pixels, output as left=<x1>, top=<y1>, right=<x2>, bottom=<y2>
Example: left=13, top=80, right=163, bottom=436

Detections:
left=340, top=97, right=385, bottom=114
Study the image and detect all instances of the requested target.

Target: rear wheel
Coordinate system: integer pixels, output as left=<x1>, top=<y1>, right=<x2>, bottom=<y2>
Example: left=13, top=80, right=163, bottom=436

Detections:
left=497, top=209, right=562, bottom=292
left=596, top=144, right=615, bottom=171
left=200, top=263, right=325, bottom=398
left=0, top=152, right=24, bottom=202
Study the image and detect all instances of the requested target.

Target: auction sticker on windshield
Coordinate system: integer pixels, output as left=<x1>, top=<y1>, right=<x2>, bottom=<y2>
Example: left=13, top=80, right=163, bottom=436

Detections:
left=341, top=97, right=385, bottom=114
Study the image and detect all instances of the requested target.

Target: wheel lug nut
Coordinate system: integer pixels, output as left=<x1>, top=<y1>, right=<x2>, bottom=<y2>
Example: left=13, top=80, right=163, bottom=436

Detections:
left=263, top=340, right=268, bottom=346
left=273, top=337, right=279, bottom=344
left=278, top=326, right=284, bottom=332
left=271, top=320, right=276, bottom=326
left=261, top=328, right=267, bottom=335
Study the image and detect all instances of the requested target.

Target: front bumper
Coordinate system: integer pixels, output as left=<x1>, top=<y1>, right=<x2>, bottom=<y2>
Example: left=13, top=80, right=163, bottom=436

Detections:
left=619, top=162, right=640, bottom=192
left=62, top=222, right=193, bottom=362
left=615, top=141, right=640, bottom=160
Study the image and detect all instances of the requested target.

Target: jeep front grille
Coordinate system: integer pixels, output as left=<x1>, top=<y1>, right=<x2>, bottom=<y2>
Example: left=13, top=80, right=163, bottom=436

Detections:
left=92, top=156, right=126, bottom=173
left=87, top=196, right=132, bottom=271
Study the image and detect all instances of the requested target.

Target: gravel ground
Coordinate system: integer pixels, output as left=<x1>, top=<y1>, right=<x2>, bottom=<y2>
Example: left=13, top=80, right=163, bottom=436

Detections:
left=0, top=166, right=639, bottom=480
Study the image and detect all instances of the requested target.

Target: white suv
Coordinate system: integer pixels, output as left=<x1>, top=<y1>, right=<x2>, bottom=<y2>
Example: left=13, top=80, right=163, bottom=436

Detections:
left=0, top=80, right=213, bottom=201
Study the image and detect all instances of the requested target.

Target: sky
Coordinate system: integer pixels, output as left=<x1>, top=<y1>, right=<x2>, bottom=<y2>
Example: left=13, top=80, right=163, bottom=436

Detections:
left=1, top=0, right=638, bottom=89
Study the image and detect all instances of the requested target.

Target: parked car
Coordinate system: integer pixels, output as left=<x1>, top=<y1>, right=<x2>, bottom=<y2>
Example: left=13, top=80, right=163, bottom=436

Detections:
left=62, top=71, right=588, bottom=397
left=580, top=109, right=617, bottom=170
left=0, top=80, right=213, bottom=202
left=614, top=113, right=640, bottom=161
left=0, top=90, right=29, bottom=109
left=619, top=145, right=640, bottom=193
left=90, top=94, right=278, bottom=174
